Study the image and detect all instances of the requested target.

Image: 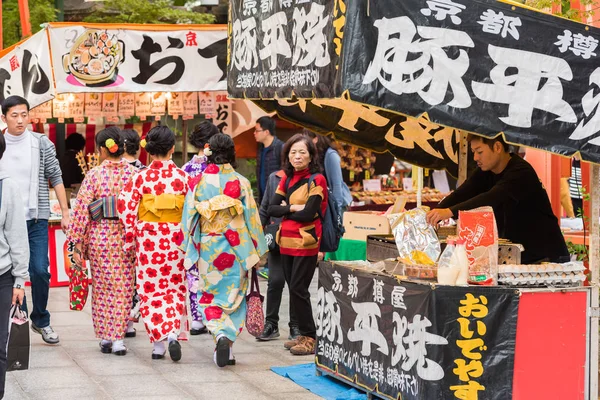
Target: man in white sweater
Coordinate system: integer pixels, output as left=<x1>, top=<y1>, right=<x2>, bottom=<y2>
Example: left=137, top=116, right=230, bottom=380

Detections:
left=0, top=96, right=70, bottom=345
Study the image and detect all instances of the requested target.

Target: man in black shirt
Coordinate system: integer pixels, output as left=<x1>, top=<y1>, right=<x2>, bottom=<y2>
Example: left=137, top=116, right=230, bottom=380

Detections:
left=426, top=135, right=569, bottom=264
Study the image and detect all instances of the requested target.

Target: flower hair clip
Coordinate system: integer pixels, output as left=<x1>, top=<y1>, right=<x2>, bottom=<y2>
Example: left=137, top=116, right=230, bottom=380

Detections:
left=105, top=138, right=119, bottom=154
left=203, top=143, right=212, bottom=156
left=140, top=138, right=147, bottom=149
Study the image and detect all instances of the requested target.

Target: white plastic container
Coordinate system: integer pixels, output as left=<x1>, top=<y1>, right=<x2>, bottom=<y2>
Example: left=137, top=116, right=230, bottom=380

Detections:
left=454, top=239, right=470, bottom=286
left=437, top=239, right=460, bottom=285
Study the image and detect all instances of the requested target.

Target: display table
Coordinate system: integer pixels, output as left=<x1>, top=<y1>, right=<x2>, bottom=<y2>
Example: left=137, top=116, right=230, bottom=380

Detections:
left=324, top=238, right=366, bottom=261
left=316, top=261, right=592, bottom=400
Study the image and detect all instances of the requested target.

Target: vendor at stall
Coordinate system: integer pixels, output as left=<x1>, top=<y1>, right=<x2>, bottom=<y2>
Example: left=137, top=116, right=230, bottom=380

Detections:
left=426, top=135, right=569, bottom=264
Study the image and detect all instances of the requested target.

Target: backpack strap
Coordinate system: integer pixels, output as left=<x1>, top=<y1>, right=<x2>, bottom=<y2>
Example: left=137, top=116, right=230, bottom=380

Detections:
left=307, top=174, right=324, bottom=221
left=285, top=174, right=324, bottom=221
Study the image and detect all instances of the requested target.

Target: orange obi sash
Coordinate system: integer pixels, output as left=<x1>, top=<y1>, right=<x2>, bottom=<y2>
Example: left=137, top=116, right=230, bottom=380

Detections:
left=138, top=194, right=185, bottom=223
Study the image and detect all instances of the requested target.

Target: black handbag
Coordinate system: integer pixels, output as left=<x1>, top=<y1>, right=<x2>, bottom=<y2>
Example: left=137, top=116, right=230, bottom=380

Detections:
left=263, top=223, right=280, bottom=252
left=7, top=305, right=30, bottom=371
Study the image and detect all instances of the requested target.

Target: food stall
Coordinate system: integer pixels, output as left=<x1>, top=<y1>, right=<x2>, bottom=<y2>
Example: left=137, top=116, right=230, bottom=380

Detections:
left=228, top=0, right=600, bottom=398
left=0, top=22, right=244, bottom=287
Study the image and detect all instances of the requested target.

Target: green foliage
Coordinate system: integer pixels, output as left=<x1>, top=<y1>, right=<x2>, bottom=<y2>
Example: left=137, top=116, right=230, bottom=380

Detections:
left=2, top=0, right=57, bottom=48
left=83, top=0, right=215, bottom=24
left=567, top=239, right=589, bottom=262
left=525, top=0, right=595, bottom=21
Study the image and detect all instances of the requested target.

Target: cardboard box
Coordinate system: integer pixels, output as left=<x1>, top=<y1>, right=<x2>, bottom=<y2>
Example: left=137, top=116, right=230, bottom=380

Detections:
left=343, top=211, right=391, bottom=241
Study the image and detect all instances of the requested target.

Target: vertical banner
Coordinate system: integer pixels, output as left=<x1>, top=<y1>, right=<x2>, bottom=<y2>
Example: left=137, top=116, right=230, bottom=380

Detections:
left=228, top=0, right=340, bottom=98
left=84, top=93, right=102, bottom=117
left=167, top=92, right=184, bottom=117
left=211, top=92, right=232, bottom=135
left=316, top=262, right=519, bottom=400
left=182, top=91, right=198, bottom=117
left=118, top=93, right=135, bottom=118
left=0, top=30, right=54, bottom=107
left=102, top=93, right=119, bottom=121
left=135, top=93, right=152, bottom=119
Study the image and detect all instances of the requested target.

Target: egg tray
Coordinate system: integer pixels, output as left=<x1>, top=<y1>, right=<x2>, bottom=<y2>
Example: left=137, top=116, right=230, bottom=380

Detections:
left=498, top=262, right=586, bottom=287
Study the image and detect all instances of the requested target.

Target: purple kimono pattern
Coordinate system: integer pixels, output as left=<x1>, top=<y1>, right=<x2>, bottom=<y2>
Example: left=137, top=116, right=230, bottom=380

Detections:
left=182, top=154, right=208, bottom=323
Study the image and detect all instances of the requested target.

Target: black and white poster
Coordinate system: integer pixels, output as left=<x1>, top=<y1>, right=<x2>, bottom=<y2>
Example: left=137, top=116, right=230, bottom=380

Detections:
left=343, top=0, right=600, bottom=163
left=228, top=0, right=341, bottom=98
left=316, top=262, right=519, bottom=400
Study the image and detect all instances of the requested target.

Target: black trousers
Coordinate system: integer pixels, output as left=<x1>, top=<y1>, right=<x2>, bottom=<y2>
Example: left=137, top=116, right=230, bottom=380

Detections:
left=265, top=251, right=297, bottom=329
left=0, top=271, right=14, bottom=399
left=281, top=254, right=318, bottom=339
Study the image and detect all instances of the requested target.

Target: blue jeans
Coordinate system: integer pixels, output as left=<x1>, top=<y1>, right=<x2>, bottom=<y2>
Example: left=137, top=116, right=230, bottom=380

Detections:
left=21, top=220, right=51, bottom=328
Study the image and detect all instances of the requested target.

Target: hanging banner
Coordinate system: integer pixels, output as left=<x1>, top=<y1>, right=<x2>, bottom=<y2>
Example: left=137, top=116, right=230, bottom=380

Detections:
left=49, top=25, right=227, bottom=94
left=0, top=30, right=53, bottom=107
left=317, top=262, right=519, bottom=400
left=70, top=94, right=85, bottom=121
left=167, top=92, right=184, bottom=116
left=199, top=91, right=216, bottom=115
left=254, top=97, right=462, bottom=174
left=212, top=92, right=232, bottom=135
left=342, top=0, right=600, bottom=163
left=182, top=91, right=199, bottom=116
left=150, top=92, right=166, bottom=116
left=228, top=0, right=340, bottom=99
left=102, top=93, right=119, bottom=118
left=29, top=101, right=53, bottom=123
left=135, top=92, right=152, bottom=117
left=53, top=94, right=70, bottom=119
left=84, top=93, right=102, bottom=117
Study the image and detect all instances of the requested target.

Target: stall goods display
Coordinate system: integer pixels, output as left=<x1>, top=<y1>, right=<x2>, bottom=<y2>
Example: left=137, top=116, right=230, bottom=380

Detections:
left=337, top=144, right=376, bottom=180
left=458, top=207, right=499, bottom=286
left=499, top=262, right=586, bottom=287
left=352, top=188, right=447, bottom=204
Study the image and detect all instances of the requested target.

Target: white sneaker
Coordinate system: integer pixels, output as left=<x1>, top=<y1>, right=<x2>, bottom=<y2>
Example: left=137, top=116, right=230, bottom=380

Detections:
left=31, top=324, right=59, bottom=344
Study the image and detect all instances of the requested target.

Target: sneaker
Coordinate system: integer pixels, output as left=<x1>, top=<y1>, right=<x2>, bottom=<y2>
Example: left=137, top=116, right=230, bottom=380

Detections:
left=288, top=325, right=301, bottom=340
left=284, top=336, right=302, bottom=350
left=290, top=336, right=316, bottom=355
left=256, top=323, right=280, bottom=341
left=31, top=324, right=59, bottom=344
left=258, top=268, right=269, bottom=280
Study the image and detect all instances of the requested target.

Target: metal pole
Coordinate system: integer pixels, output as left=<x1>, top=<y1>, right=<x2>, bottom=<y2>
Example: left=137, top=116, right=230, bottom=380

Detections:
left=417, top=167, right=423, bottom=208
left=458, top=131, right=468, bottom=187
left=589, top=163, right=599, bottom=399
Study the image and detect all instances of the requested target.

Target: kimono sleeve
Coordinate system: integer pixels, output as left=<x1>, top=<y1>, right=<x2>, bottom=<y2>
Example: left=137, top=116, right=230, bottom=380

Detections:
left=181, top=183, right=201, bottom=270
left=118, top=173, right=141, bottom=252
left=241, top=179, right=268, bottom=258
left=67, top=169, right=96, bottom=245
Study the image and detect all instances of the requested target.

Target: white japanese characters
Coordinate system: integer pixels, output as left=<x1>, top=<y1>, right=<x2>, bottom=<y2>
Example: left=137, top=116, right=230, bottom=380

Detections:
left=291, top=4, right=330, bottom=67
left=259, top=12, right=291, bottom=70
left=347, top=302, right=390, bottom=357
left=471, top=45, right=576, bottom=128
left=569, top=67, right=600, bottom=144
left=420, top=0, right=466, bottom=25
left=364, top=16, right=474, bottom=108
left=555, top=30, right=598, bottom=59
left=316, top=287, right=344, bottom=345
left=373, top=279, right=385, bottom=304
left=477, top=9, right=522, bottom=40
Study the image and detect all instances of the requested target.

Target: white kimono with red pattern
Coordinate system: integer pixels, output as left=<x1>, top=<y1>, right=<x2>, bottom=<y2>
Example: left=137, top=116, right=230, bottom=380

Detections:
left=118, top=160, right=190, bottom=343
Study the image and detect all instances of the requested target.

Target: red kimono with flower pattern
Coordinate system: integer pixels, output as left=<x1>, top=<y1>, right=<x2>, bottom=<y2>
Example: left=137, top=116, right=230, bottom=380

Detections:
left=118, top=160, right=190, bottom=343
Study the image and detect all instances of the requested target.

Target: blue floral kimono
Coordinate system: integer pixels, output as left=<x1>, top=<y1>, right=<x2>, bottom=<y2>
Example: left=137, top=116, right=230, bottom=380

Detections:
left=181, top=163, right=267, bottom=342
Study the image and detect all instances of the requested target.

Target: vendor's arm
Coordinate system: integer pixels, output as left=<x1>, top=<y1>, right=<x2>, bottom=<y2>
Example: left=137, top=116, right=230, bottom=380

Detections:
left=445, top=163, right=535, bottom=216
left=437, top=169, right=487, bottom=210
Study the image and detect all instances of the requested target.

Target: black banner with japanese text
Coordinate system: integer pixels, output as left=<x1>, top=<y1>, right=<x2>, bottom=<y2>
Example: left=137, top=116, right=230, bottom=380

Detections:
left=316, top=262, right=519, bottom=400
left=253, top=97, right=462, bottom=175
left=342, top=0, right=600, bottom=163
left=228, top=0, right=341, bottom=99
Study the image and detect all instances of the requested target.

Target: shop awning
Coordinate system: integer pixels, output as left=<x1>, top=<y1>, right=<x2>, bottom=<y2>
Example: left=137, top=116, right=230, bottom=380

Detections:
left=0, top=22, right=227, bottom=109
left=227, top=0, right=600, bottom=172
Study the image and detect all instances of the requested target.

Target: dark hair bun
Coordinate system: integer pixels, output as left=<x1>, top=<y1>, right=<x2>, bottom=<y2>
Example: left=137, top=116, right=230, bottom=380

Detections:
left=189, top=121, right=219, bottom=149
left=95, top=126, right=125, bottom=157
left=121, top=129, right=141, bottom=156
left=207, top=133, right=237, bottom=168
left=144, top=126, right=175, bottom=157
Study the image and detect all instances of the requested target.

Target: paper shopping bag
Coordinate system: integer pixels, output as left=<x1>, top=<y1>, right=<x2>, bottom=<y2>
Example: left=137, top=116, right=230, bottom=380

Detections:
left=7, top=306, right=30, bottom=371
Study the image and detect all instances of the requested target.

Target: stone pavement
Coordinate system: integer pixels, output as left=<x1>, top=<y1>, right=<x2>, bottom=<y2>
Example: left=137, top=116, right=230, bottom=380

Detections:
left=5, top=273, right=322, bottom=400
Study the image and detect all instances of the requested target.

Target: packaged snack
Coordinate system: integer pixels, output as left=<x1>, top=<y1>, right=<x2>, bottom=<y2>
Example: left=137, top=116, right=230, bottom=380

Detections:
left=458, top=207, right=498, bottom=285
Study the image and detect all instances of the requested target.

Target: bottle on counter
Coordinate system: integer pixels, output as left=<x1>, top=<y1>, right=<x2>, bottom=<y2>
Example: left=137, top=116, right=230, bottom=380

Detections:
left=437, top=239, right=460, bottom=285
left=454, top=239, right=470, bottom=286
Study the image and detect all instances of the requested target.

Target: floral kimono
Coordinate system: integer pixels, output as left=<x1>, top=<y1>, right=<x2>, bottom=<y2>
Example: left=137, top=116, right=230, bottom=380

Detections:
left=182, top=154, right=207, bottom=189
left=118, top=160, right=190, bottom=343
left=67, top=160, right=137, bottom=341
left=181, top=163, right=267, bottom=342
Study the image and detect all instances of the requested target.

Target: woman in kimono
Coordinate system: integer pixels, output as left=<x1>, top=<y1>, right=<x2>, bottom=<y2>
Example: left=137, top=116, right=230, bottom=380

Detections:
left=68, top=127, right=137, bottom=356
left=182, top=133, right=267, bottom=368
left=181, top=120, right=219, bottom=336
left=121, top=129, right=146, bottom=338
left=118, top=126, right=189, bottom=362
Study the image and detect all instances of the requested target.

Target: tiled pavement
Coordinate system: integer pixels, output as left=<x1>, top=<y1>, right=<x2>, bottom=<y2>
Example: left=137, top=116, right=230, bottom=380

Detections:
left=6, top=273, right=322, bottom=399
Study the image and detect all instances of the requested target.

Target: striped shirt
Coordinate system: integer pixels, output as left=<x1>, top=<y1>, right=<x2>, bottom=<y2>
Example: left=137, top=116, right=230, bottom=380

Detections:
left=569, top=159, right=582, bottom=199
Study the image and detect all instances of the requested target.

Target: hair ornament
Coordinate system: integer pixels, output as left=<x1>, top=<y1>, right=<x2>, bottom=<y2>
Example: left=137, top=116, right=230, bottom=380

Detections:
left=105, top=138, right=118, bottom=154
left=203, top=143, right=212, bottom=157
left=140, top=139, right=147, bottom=149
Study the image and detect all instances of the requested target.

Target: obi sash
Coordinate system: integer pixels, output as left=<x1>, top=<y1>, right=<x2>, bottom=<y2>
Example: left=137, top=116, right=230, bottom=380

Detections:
left=139, top=193, right=185, bottom=223
left=88, top=196, right=118, bottom=221
left=195, top=194, right=243, bottom=221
